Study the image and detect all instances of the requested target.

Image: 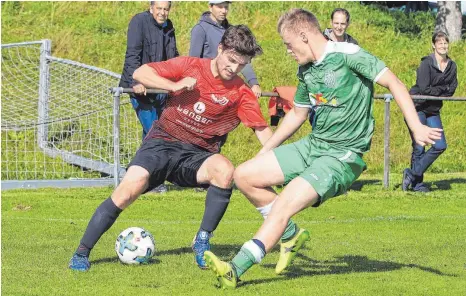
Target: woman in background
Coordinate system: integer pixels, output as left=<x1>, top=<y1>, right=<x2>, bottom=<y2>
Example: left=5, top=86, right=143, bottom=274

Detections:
left=402, top=31, right=458, bottom=192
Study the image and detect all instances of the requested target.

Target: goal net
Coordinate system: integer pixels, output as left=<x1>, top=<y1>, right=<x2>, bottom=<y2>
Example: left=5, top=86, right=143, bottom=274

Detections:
left=1, top=40, right=140, bottom=188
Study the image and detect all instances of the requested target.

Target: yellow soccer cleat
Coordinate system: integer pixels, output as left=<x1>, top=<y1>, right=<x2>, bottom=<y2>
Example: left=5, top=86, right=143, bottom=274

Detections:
left=275, top=228, right=310, bottom=274
left=204, top=251, right=237, bottom=289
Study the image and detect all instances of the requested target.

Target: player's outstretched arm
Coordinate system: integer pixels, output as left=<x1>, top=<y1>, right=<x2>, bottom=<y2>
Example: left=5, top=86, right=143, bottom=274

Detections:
left=376, top=69, right=442, bottom=146
left=133, top=64, right=197, bottom=94
left=254, top=126, right=273, bottom=146
left=258, top=106, right=308, bottom=154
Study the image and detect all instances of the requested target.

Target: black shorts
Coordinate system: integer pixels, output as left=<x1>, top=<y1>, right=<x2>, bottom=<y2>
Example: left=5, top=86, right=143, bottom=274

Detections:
left=128, top=138, right=214, bottom=193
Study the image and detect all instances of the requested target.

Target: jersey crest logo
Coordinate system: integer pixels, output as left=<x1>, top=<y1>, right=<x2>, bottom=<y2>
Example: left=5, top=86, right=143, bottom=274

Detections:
left=194, top=102, right=206, bottom=114
left=211, top=94, right=229, bottom=106
left=324, top=70, right=337, bottom=88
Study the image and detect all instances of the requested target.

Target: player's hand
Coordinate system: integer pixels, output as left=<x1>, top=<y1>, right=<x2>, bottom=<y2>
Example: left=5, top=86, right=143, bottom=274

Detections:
left=132, top=83, right=146, bottom=96
left=172, top=77, right=197, bottom=92
left=412, top=124, right=443, bottom=146
left=251, top=84, right=262, bottom=98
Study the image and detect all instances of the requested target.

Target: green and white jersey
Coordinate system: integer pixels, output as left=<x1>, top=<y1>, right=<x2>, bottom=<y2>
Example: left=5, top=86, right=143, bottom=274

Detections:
left=294, top=41, right=387, bottom=154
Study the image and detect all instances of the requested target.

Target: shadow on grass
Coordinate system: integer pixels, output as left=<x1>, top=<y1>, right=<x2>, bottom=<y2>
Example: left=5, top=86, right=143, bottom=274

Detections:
left=90, top=244, right=242, bottom=266
left=349, top=179, right=381, bottom=191
left=156, top=244, right=243, bottom=257
left=393, top=178, right=466, bottom=192
left=246, top=254, right=457, bottom=287
left=149, top=180, right=386, bottom=193
left=90, top=257, right=161, bottom=265
left=430, top=178, right=466, bottom=191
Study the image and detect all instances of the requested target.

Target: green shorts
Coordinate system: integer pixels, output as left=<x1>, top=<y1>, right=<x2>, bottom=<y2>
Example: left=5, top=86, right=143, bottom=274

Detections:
left=273, top=135, right=366, bottom=206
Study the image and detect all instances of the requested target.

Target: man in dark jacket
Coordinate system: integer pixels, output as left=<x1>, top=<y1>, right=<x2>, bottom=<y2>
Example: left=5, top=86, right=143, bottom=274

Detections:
left=119, top=1, right=179, bottom=141
left=119, top=1, right=178, bottom=194
left=323, top=8, right=358, bottom=45
left=402, top=31, right=458, bottom=192
left=189, top=1, right=262, bottom=98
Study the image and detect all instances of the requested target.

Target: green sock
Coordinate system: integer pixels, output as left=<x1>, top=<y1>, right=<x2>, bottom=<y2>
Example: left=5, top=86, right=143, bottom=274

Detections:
left=281, top=220, right=299, bottom=242
left=231, top=240, right=264, bottom=278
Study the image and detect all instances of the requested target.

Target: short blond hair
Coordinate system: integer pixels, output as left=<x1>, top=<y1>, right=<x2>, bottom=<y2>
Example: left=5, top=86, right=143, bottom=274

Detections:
left=277, top=8, right=321, bottom=35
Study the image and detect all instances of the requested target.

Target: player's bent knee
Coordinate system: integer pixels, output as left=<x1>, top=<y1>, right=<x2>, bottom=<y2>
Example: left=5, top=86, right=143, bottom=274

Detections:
left=113, top=184, right=148, bottom=209
left=233, top=163, right=246, bottom=181
left=214, top=167, right=234, bottom=188
left=112, top=183, right=144, bottom=209
left=233, top=162, right=254, bottom=185
left=210, top=157, right=235, bottom=188
left=112, top=166, right=150, bottom=208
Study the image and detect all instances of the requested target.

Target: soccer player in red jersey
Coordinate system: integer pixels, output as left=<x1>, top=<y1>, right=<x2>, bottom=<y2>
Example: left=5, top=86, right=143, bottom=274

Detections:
left=69, top=25, right=272, bottom=271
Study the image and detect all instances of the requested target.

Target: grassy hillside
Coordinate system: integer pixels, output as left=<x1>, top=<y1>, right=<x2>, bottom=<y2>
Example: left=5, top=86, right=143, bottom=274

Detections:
left=2, top=1, right=465, bottom=174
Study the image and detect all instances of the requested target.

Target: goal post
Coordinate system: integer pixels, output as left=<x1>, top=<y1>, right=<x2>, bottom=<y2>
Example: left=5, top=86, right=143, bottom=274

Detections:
left=37, top=39, right=51, bottom=151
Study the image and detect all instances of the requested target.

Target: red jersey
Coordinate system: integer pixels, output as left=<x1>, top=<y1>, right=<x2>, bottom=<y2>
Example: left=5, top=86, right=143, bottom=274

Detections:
left=146, top=56, right=268, bottom=152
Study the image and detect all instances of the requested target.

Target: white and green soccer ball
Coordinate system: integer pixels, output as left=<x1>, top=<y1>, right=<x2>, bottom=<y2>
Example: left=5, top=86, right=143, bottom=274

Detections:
left=115, top=227, right=156, bottom=264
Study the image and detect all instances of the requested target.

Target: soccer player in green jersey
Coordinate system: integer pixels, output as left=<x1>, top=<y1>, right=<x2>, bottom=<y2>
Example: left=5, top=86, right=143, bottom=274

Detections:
left=204, top=8, right=443, bottom=289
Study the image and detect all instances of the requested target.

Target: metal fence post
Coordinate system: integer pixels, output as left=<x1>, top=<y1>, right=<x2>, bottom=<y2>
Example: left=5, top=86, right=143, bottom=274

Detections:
left=37, top=39, right=51, bottom=149
left=383, top=94, right=392, bottom=188
left=113, top=87, right=122, bottom=188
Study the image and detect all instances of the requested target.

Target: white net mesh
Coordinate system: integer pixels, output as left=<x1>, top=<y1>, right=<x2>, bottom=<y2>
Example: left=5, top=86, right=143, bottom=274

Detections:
left=1, top=41, right=140, bottom=181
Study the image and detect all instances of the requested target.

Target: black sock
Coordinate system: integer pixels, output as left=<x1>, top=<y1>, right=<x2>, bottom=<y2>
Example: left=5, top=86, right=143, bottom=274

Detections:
left=76, top=197, right=123, bottom=256
left=200, top=185, right=232, bottom=233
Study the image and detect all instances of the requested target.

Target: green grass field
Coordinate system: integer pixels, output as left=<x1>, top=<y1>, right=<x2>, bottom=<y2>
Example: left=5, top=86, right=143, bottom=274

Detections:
left=2, top=173, right=466, bottom=295
left=2, top=2, right=466, bottom=294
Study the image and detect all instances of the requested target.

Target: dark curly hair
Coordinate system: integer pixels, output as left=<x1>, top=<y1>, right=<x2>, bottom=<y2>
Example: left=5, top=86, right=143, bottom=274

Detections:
left=220, top=25, right=263, bottom=58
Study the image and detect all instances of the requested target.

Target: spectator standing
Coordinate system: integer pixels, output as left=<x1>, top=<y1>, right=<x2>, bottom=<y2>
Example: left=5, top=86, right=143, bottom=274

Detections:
left=189, top=0, right=262, bottom=98
left=120, top=1, right=178, bottom=139
left=323, top=8, right=358, bottom=45
left=119, top=1, right=179, bottom=193
left=402, top=31, right=458, bottom=192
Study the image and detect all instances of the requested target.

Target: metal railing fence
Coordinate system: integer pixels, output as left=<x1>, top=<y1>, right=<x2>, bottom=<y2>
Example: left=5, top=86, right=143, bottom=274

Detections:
left=110, top=88, right=466, bottom=188
left=2, top=39, right=464, bottom=190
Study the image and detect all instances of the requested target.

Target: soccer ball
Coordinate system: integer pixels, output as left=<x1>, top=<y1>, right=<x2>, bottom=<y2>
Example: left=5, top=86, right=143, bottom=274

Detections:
left=115, top=227, right=156, bottom=264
